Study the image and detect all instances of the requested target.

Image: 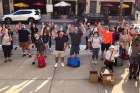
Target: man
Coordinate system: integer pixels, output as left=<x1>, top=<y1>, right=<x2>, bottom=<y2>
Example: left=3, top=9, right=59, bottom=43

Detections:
left=98, top=26, right=112, bottom=60
left=54, top=31, right=68, bottom=68
left=18, top=24, right=32, bottom=57
left=129, top=35, right=140, bottom=80
left=69, top=26, right=83, bottom=56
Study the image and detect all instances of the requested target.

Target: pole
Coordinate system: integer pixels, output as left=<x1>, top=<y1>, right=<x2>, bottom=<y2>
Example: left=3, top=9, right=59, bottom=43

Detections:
left=76, top=0, right=78, bottom=16
left=46, top=0, right=52, bottom=18
left=119, top=0, right=124, bottom=21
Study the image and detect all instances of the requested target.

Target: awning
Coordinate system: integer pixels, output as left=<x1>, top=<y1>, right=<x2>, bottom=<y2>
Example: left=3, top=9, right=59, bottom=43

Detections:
left=14, top=2, right=29, bottom=8
left=54, top=1, right=71, bottom=7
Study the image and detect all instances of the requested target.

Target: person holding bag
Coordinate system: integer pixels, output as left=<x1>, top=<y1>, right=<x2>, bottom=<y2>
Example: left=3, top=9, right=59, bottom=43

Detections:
left=104, top=45, right=115, bottom=72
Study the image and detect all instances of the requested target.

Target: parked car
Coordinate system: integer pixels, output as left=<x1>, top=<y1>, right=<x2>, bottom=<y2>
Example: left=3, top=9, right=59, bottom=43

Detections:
left=1, top=9, right=41, bottom=23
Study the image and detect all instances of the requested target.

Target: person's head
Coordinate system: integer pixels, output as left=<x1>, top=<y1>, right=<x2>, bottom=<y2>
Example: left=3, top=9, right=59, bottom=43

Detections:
left=34, top=33, right=40, bottom=40
left=21, top=24, right=26, bottom=29
left=74, top=26, right=78, bottom=33
left=93, top=32, right=99, bottom=37
left=58, top=31, right=64, bottom=38
left=32, top=23, right=36, bottom=28
left=109, top=45, right=115, bottom=51
left=104, top=26, right=109, bottom=31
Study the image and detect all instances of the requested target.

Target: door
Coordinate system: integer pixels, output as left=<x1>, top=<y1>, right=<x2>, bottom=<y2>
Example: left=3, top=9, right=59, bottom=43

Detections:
left=2, top=0, right=10, bottom=14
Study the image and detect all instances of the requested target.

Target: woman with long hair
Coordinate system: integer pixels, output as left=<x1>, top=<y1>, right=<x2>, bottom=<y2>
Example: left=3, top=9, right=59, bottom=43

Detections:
left=42, top=24, right=50, bottom=54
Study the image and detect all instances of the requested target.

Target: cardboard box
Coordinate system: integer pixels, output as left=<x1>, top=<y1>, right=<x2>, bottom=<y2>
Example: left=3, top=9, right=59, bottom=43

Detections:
left=102, top=74, right=115, bottom=86
left=89, top=71, right=99, bottom=83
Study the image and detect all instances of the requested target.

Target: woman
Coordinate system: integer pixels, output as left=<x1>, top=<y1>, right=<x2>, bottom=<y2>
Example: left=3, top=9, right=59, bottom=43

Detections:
left=42, top=24, right=50, bottom=54
left=1, top=25, right=12, bottom=62
left=119, top=29, right=132, bottom=59
left=88, top=32, right=101, bottom=64
left=30, top=23, right=38, bottom=45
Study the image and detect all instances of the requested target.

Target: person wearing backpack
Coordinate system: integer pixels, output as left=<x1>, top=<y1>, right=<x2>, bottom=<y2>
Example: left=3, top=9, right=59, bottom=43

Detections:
left=1, top=25, right=13, bottom=63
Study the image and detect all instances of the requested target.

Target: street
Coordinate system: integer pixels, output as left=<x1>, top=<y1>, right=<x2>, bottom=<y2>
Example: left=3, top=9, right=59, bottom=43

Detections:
left=0, top=46, right=139, bottom=93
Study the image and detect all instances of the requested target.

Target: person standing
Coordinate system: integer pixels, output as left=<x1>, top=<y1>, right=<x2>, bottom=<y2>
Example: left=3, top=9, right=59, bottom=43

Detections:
left=54, top=31, right=68, bottom=68
left=88, top=32, right=101, bottom=64
left=69, top=26, right=83, bottom=56
left=42, top=24, right=50, bottom=54
left=18, top=24, right=32, bottom=57
left=1, top=25, right=12, bottom=62
left=98, top=26, right=113, bottom=60
left=30, top=23, right=38, bottom=45
left=129, top=35, right=140, bottom=80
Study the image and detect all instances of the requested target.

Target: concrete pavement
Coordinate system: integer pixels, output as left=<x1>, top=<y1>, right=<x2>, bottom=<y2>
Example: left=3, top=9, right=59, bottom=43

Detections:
left=0, top=46, right=139, bottom=93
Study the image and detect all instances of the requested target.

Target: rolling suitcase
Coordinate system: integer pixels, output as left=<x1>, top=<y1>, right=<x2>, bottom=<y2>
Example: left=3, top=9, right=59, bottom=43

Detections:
left=67, top=56, right=80, bottom=67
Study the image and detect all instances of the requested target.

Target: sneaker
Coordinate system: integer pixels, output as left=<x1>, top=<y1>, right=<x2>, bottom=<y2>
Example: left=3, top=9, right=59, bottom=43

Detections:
left=22, top=54, right=26, bottom=57
left=4, top=59, right=7, bottom=63
left=94, top=60, right=97, bottom=64
left=32, top=62, right=35, bottom=65
left=54, top=63, right=58, bottom=68
left=15, top=47, right=18, bottom=50
left=133, top=76, right=139, bottom=81
left=28, top=55, right=32, bottom=58
left=61, top=63, right=65, bottom=67
left=8, top=58, right=12, bottom=62
left=129, top=76, right=132, bottom=80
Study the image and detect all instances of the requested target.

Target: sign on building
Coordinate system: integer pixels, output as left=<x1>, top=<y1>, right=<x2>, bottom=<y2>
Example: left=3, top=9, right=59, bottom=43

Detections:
left=46, top=4, right=53, bottom=13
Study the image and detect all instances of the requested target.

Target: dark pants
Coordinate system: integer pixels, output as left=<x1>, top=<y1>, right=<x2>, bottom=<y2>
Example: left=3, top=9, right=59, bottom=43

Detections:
left=92, top=48, right=100, bottom=60
left=105, top=60, right=113, bottom=72
left=114, top=57, right=118, bottom=66
left=129, top=63, right=140, bottom=78
left=85, top=36, right=88, bottom=49
left=49, top=36, right=52, bottom=48
left=101, top=43, right=111, bottom=52
left=129, top=57, right=140, bottom=78
left=70, top=45, right=80, bottom=55
left=2, top=45, right=12, bottom=58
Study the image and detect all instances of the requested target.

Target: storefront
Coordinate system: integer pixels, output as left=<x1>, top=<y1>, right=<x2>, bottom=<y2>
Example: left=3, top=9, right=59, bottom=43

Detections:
left=53, top=0, right=86, bottom=18
left=100, top=2, right=133, bottom=16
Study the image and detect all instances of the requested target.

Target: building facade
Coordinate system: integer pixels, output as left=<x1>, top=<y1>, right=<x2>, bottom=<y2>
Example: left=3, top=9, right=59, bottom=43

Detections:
left=0, top=0, right=14, bottom=16
left=135, top=0, right=140, bottom=10
left=0, top=0, right=136, bottom=17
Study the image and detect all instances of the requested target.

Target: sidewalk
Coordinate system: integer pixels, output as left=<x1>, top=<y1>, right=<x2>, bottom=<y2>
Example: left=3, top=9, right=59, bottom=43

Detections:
left=0, top=47, right=139, bottom=93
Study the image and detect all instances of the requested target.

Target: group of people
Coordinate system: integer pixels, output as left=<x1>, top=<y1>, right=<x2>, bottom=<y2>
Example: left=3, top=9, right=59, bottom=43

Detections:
left=0, top=19, right=139, bottom=80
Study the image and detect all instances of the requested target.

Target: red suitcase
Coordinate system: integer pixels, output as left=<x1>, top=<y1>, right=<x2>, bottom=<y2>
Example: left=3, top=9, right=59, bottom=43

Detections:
left=37, top=55, right=46, bottom=68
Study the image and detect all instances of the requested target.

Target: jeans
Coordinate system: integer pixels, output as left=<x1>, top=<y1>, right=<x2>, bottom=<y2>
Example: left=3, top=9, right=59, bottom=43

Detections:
left=70, top=45, right=80, bottom=55
left=2, top=45, right=12, bottom=58
left=92, top=48, right=100, bottom=60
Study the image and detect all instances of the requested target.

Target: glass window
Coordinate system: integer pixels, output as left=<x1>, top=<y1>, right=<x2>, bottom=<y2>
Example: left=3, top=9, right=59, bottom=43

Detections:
left=14, top=11, right=32, bottom=15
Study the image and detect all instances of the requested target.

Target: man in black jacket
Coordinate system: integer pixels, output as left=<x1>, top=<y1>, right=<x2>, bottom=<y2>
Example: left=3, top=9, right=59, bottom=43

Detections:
left=69, top=26, right=83, bottom=56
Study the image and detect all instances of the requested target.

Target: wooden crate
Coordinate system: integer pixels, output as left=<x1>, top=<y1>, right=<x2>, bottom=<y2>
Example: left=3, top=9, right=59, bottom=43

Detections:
left=89, top=71, right=99, bottom=83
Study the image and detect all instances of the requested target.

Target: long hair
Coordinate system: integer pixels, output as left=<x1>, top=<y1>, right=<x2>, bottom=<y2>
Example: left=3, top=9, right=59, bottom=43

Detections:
left=42, top=24, right=50, bottom=36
